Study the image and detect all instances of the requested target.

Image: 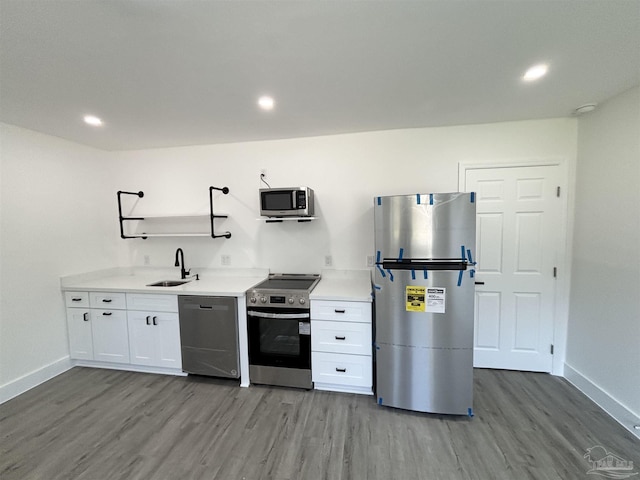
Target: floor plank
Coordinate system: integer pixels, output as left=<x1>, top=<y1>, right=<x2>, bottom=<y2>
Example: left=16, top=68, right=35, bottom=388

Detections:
left=1, top=367, right=637, bottom=479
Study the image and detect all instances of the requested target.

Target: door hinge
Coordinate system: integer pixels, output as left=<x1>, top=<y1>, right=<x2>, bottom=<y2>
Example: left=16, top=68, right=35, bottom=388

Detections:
left=556, top=186, right=561, bottom=197
left=550, top=344, right=554, bottom=355
left=553, top=267, right=557, bottom=278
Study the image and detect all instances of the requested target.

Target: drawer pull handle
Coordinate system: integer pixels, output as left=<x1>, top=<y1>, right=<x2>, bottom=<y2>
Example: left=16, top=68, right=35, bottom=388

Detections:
left=152, top=316, right=158, bottom=326
left=72, top=298, right=83, bottom=302
left=146, top=316, right=151, bottom=325
left=335, top=368, right=347, bottom=373
left=102, top=299, right=112, bottom=303
left=334, top=309, right=346, bottom=313
left=102, top=312, right=112, bottom=316
left=83, top=313, right=89, bottom=322
left=335, top=336, right=346, bottom=340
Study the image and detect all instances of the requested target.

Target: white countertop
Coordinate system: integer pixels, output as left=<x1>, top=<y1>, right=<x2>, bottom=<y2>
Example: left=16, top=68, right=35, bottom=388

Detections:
left=61, top=267, right=268, bottom=297
left=61, top=267, right=373, bottom=301
left=310, top=269, right=373, bottom=302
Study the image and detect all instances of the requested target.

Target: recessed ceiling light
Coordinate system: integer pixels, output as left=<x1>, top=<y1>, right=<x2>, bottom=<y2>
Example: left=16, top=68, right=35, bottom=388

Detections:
left=257, top=96, right=275, bottom=111
left=83, top=115, right=103, bottom=126
left=523, top=64, right=549, bottom=82
left=573, top=103, right=598, bottom=115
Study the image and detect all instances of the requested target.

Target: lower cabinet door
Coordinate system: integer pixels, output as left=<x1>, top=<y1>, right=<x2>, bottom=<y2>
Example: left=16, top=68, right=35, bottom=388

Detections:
left=66, top=308, right=93, bottom=360
left=91, top=310, right=129, bottom=364
left=128, top=311, right=181, bottom=368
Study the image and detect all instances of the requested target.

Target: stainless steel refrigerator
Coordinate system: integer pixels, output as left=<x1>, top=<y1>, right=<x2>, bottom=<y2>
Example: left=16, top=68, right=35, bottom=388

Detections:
left=374, top=192, right=476, bottom=415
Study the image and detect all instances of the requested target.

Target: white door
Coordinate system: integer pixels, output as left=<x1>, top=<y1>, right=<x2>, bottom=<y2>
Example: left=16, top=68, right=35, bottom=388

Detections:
left=155, top=313, right=182, bottom=369
left=127, top=312, right=156, bottom=366
left=462, top=165, right=562, bottom=372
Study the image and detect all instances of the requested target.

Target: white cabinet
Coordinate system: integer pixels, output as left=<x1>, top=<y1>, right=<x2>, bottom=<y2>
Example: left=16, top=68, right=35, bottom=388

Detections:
left=126, top=293, right=182, bottom=370
left=311, top=299, right=373, bottom=395
left=91, top=309, right=129, bottom=364
left=64, top=290, right=182, bottom=374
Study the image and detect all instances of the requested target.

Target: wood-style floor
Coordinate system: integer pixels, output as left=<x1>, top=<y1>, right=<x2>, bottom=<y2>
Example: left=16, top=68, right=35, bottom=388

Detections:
left=1, top=367, right=637, bottom=479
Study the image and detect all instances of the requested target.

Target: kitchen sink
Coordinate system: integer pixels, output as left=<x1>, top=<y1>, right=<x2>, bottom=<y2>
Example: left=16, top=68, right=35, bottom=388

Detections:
left=146, top=280, right=191, bottom=287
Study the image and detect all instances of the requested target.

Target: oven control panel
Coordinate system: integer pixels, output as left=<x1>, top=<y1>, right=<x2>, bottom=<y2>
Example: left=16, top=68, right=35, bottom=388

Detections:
left=246, top=292, right=308, bottom=307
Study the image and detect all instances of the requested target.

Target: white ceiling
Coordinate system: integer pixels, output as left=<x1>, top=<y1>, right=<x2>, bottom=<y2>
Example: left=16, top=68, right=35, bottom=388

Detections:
left=1, top=1, right=639, bottom=151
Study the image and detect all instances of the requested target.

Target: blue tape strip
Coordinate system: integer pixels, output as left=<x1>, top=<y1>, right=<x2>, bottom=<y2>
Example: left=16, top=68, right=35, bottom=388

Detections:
left=374, top=284, right=382, bottom=290
left=424, top=270, right=428, bottom=279
left=417, top=194, right=421, bottom=204
left=378, top=398, right=383, bottom=405
left=387, top=270, right=394, bottom=282
left=411, top=270, right=416, bottom=280
left=377, top=265, right=386, bottom=278
left=457, top=270, right=463, bottom=286
left=377, top=196, right=382, bottom=205
left=461, top=245, right=466, bottom=261
left=376, top=250, right=381, bottom=263
left=398, top=248, right=404, bottom=260
left=470, top=269, right=475, bottom=278
left=468, top=407, right=474, bottom=418
left=470, top=192, right=475, bottom=203
left=429, top=194, right=434, bottom=205
left=467, top=249, right=474, bottom=264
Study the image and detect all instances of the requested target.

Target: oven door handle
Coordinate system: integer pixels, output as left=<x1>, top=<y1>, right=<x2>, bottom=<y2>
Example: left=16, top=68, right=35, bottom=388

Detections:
left=247, top=310, right=310, bottom=320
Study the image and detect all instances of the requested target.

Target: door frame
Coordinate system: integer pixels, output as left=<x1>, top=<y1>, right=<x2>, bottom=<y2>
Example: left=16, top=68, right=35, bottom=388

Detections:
left=458, top=158, right=572, bottom=376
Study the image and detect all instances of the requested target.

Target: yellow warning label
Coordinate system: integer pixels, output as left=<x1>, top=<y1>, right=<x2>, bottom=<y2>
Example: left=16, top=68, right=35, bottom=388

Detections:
left=406, top=286, right=426, bottom=312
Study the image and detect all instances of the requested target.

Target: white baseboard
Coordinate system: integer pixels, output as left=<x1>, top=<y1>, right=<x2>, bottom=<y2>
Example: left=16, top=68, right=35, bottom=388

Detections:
left=564, top=363, right=640, bottom=440
left=0, top=356, right=73, bottom=404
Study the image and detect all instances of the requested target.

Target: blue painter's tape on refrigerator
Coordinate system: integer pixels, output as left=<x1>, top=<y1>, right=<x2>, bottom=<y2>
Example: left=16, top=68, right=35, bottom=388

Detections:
left=398, top=248, right=404, bottom=260
left=457, top=270, right=463, bottom=286
left=411, top=270, right=416, bottom=280
left=461, top=245, right=466, bottom=261
left=378, top=398, right=383, bottom=405
left=468, top=407, right=474, bottom=418
left=470, top=269, right=475, bottom=278
left=470, top=192, right=475, bottom=203
left=430, top=194, right=434, bottom=205
left=387, top=270, right=394, bottom=281
left=377, top=196, right=382, bottom=205
left=467, top=249, right=474, bottom=264
left=374, top=284, right=382, bottom=290
left=376, top=250, right=381, bottom=263
left=416, top=194, right=421, bottom=204
left=424, top=270, right=428, bottom=279
left=377, top=265, right=386, bottom=278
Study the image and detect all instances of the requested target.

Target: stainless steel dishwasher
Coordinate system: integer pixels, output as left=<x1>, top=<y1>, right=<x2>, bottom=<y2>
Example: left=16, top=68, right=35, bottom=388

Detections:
left=178, top=296, right=239, bottom=378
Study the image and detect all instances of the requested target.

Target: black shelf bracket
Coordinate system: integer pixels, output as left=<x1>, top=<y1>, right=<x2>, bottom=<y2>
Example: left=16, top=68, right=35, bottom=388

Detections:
left=117, top=190, right=147, bottom=239
left=209, top=186, right=231, bottom=239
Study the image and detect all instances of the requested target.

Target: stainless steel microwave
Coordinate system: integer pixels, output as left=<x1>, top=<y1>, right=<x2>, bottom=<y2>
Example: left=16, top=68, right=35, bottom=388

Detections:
left=260, top=187, right=314, bottom=217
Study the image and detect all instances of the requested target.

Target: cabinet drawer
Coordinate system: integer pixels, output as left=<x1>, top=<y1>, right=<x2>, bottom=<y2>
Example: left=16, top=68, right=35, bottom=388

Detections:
left=311, top=320, right=372, bottom=355
left=65, top=291, right=89, bottom=308
left=126, top=293, right=178, bottom=312
left=311, top=300, right=371, bottom=323
left=312, top=352, right=372, bottom=387
left=89, top=292, right=126, bottom=310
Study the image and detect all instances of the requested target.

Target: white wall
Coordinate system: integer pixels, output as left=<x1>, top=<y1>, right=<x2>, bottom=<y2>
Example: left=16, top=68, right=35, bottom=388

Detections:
left=0, top=123, right=116, bottom=397
left=566, top=86, right=640, bottom=432
left=112, top=118, right=577, bottom=276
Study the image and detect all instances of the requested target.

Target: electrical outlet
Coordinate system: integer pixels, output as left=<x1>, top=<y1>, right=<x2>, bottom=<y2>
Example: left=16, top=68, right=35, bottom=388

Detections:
left=366, top=255, right=374, bottom=267
left=324, top=255, right=332, bottom=267
left=143, top=255, right=151, bottom=266
left=221, top=255, right=231, bottom=266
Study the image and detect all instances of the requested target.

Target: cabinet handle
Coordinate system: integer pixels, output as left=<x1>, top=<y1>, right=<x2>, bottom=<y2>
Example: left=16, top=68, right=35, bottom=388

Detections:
left=72, top=298, right=82, bottom=302
left=335, top=336, right=346, bottom=340
left=146, top=316, right=150, bottom=325
left=83, top=312, right=89, bottom=321
left=475, top=281, right=485, bottom=285
left=335, top=367, right=347, bottom=373
left=152, top=316, right=158, bottom=326
left=102, top=299, right=112, bottom=303
left=102, top=312, right=112, bottom=316
left=334, top=309, right=346, bottom=313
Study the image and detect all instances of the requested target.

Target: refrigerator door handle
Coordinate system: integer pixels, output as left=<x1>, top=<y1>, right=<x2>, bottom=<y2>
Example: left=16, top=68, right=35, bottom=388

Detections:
left=381, top=259, right=468, bottom=271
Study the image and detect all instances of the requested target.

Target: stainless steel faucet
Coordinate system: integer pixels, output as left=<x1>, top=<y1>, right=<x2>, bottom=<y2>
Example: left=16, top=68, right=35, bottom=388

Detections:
left=174, top=248, right=190, bottom=279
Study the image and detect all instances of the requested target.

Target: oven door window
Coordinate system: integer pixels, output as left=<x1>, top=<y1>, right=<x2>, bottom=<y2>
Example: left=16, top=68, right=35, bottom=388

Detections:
left=248, top=311, right=311, bottom=369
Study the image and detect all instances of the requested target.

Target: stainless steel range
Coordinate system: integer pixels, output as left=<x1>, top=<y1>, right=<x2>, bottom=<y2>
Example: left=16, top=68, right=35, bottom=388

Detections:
left=246, top=273, right=320, bottom=389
